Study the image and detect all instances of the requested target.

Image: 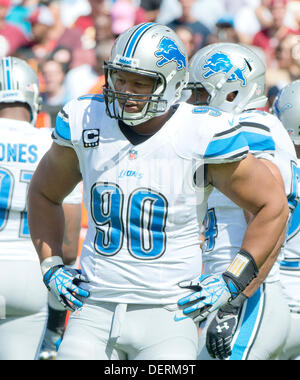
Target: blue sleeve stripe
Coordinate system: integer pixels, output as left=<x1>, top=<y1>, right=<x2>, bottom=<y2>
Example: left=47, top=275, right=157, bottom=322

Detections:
left=204, top=132, right=249, bottom=159
left=55, top=114, right=71, bottom=141
left=204, top=131, right=275, bottom=159
left=243, top=131, right=275, bottom=153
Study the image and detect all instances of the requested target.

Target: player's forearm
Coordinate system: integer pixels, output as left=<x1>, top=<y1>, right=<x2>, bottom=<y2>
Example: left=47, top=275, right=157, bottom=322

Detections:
left=28, top=189, right=65, bottom=263
left=240, top=199, right=288, bottom=268
left=62, top=203, right=82, bottom=265
left=242, top=210, right=286, bottom=297
left=243, top=262, right=275, bottom=298
left=243, top=242, right=283, bottom=298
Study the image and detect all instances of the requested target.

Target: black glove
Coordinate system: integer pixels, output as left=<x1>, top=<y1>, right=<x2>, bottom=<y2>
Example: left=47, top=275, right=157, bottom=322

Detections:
left=206, top=293, right=248, bottom=360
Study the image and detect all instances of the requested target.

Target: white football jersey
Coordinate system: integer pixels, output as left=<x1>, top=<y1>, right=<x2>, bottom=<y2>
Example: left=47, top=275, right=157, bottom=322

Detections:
left=279, top=159, right=300, bottom=311
left=282, top=158, right=300, bottom=260
left=203, top=110, right=297, bottom=283
left=52, top=96, right=270, bottom=305
left=0, top=118, right=82, bottom=262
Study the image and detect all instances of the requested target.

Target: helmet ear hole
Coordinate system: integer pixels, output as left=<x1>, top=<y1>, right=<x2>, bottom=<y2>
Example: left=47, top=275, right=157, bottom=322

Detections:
left=226, top=91, right=238, bottom=102
left=175, top=82, right=181, bottom=90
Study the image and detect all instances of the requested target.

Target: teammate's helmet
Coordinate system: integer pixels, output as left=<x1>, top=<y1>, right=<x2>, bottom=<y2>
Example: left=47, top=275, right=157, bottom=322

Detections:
left=103, top=23, right=189, bottom=126
left=0, top=57, right=41, bottom=124
left=272, top=80, right=300, bottom=145
left=187, top=42, right=267, bottom=113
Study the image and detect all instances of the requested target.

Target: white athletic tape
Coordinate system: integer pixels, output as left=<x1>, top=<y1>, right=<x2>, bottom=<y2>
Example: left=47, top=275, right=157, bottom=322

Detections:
left=226, top=253, right=249, bottom=277
left=41, top=256, right=64, bottom=276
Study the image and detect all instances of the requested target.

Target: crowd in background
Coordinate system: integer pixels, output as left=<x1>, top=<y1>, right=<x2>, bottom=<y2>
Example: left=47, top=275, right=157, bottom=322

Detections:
left=1, top=0, right=300, bottom=127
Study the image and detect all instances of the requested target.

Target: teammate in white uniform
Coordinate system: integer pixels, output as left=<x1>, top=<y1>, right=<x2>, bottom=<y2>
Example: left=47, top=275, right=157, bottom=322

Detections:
left=185, top=42, right=294, bottom=360
left=27, top=23, right=288, bottom=360
left=0, top=57, right=82, bottom=360
left=272, top=80, right=300, bottom=360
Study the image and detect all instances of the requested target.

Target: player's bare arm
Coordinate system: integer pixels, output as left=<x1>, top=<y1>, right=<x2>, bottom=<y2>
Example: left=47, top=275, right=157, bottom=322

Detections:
left=242, top=158, right=287, bottom=297
left=28, top=142, right=82, bottom=264
left=62, top=203, right=82, bottom=265
left=207, top=153, right=289, bottom=269
left=178, top=153, right=289, bottom=323
left=187, top=41, right=293, bottom=360
left=28, top=143, right=88, bottom=312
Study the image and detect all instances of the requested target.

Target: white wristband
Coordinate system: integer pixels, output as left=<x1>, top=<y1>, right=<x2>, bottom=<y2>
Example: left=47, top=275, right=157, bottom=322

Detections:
left=41, top=256, right=64, bottom=276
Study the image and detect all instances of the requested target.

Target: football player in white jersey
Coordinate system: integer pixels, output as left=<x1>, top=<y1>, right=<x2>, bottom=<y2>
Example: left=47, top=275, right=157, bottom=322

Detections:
left=0, top=57, right=82, bottom=360
left=185, top=43, right=295, bottom=360
left=27, top=23, right=288, bottom=360
left=272, top=80, right=300, bottom=360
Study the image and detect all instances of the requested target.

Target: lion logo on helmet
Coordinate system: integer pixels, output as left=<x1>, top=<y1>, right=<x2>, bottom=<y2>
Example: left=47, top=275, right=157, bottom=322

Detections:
left=202, top=52, right=247, bottom=86
left=272, top=90, right=293, bottom=119
left=155, top=37, right=186, bottom=71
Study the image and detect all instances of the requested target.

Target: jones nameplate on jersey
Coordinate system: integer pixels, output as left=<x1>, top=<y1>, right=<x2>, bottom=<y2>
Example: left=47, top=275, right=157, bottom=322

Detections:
left=82, top=129, right=100, bottom=148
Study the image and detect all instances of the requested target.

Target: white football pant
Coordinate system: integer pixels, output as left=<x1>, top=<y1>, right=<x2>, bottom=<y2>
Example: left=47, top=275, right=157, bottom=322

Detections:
left=0, top=260, right=48, bottom=360
left=57, top=301, right=198, bottom=360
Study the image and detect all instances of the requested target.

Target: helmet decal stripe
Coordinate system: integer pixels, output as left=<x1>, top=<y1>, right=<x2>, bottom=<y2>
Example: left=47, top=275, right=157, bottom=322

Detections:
left=5, top=58, right=12, bottom=90
left=124, top=23, right=156, bottom=58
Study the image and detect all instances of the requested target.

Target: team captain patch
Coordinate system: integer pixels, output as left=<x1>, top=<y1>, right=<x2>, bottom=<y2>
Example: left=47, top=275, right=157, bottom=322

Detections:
left=82, top=129, right=100, bottom=148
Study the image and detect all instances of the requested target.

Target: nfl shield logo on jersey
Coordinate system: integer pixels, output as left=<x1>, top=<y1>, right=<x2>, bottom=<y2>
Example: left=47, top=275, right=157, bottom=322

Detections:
left=82, top=129, right=100, bottom=148
left=128, top=150, right=138, bottom=160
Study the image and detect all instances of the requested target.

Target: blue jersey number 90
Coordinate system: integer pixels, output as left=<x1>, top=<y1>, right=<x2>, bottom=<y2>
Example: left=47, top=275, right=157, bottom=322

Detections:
left=91, top=182, right=168, bottom=260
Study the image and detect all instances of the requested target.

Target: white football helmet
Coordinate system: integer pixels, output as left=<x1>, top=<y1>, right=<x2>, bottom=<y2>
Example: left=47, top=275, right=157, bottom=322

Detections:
left=186, top=42, right=267, bottom=113
left=272, top=80, right=300, bottom=145
left=103, top=22, right=189, bottom=126
left=0, top=57, right=41, bottom=124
